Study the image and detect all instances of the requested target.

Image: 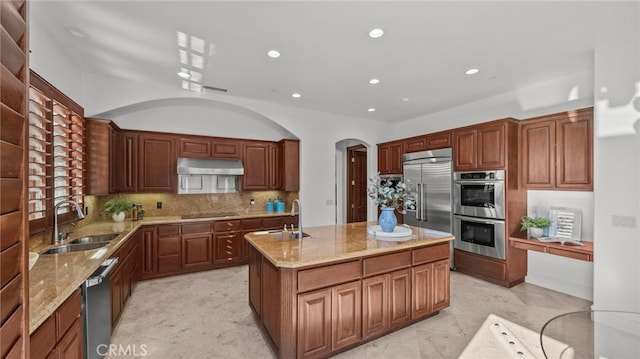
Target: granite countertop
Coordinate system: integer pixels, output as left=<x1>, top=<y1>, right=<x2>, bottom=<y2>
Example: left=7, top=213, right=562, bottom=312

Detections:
left=28, top=211, right=296, bottom=334
left=245, top=222, right=454, bottom=268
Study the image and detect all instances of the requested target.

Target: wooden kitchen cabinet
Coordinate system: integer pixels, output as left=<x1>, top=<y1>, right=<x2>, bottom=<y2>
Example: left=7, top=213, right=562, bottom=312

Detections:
left=182, top=222, right=213, bottom=269
left=30, top=290, right=83, bottom=359
left=412, top=259, right=450, bottom=320
left=520, top=108, right=593, bottom=191
left=211, top=138, right=241, bottom=159
left=178, top=136, right=241, bottom=160
left=248, top=245, right=262, bottom=317
left=86, top=118, right=118, bottom=195
left=454, top=120, right=510, bottom=171
left=110, top=250, right=124, bottom=328
left=139, top=226, right=157, bottom=280
left=214, top=220, right=244, bottom=265
left=297, top=280, right=361, bottom=357
left=156, top=224, right=182, bottom=274
left=242, top=141, right=270, bottom=190
left=362, top=274, right=389, bottom=339
left=280, top=139, right=300, bottom=191
left=403, top=130, right=452, bottom=154
left=137, top=133, right=176, bottom=192
left=377, top=140, right=403, bottom=174
left=268, top=142, right=283, bottom=189
left=117, top=131, right=138, bottom=193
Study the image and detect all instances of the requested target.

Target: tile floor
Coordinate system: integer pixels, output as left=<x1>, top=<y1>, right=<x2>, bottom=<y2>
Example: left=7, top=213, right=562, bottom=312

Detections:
left=107, top=266, right=591, bottom=358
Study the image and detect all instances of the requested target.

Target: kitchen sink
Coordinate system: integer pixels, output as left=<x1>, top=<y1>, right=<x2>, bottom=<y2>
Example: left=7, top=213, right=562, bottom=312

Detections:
left=41, top=241, right=110, bottom=255
left=69, top=233, right=119, bottom=244
left=267, top=231, right=312, bottom=240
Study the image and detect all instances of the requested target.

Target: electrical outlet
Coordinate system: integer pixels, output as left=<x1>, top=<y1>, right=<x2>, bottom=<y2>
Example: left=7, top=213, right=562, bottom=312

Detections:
left=611, top=215, right=637, bottom=228
left=157, top=201, right=162, bottom=209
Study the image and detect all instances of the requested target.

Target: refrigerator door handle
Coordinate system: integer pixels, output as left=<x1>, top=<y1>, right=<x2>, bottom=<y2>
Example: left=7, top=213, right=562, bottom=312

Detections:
left=415, top=183, right=421, bottom=220
left=421, top=182, right=427, bottom=222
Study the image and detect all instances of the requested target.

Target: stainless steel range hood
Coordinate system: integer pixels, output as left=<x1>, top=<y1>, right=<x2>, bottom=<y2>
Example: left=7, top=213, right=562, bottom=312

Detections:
left=177, top=157, right=244, bottom=176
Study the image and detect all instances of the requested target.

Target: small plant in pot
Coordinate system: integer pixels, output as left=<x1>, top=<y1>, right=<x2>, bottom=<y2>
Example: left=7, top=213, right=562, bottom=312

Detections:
left=520, top=216, right=551, bottom=238
left=104, top=198, right=134, bottom=222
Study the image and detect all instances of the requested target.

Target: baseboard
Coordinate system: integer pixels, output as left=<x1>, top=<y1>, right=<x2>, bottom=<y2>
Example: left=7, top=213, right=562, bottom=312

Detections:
left=525, top=272, right=593, bottom=301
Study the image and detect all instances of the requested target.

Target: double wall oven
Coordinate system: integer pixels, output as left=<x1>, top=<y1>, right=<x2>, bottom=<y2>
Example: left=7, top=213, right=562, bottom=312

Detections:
left=453, top=170, right=506, bottom=260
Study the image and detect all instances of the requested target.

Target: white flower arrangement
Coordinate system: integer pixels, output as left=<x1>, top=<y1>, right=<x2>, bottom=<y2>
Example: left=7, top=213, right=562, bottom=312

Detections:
left=367, top=173, right=414, bottom=214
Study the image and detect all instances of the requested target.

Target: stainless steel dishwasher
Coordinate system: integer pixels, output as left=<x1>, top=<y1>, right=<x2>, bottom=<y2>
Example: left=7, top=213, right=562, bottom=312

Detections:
left=81, top=257, right=119, bottom=359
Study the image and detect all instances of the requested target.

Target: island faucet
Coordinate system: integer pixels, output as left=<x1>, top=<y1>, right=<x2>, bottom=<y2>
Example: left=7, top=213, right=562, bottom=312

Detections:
left=52, top=200, right=85, bottom=244
left=290, top=199, right=303, bottom=239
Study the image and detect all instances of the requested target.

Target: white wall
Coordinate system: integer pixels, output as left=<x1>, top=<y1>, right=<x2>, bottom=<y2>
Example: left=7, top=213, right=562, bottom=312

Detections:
left=525, top=190, right=595, bottom=300
left=593, top=36, right=640, bottom=313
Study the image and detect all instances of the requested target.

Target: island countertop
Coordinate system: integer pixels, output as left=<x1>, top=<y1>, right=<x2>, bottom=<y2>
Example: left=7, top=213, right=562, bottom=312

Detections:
left=244, top=221, right=454, bottom=268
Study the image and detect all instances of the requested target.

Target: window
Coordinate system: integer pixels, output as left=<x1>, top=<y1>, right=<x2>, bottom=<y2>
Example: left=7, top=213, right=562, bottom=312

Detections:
left=28, top=71, right=85, bottom=233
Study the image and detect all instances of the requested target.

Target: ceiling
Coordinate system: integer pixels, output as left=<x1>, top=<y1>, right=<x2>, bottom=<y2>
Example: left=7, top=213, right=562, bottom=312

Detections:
left=30, top=1, right=639, bottom=122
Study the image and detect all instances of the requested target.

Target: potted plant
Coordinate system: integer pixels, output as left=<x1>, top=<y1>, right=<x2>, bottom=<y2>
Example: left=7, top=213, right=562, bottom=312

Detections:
left=520, top=216, right=551, bottom=238
left=104, top=198, right=134, bottom=222
left=367, top=174, right=414, bottom=232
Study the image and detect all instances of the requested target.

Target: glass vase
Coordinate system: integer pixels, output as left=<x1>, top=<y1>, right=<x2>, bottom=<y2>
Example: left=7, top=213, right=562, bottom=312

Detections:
left=378, top=207, right=397, bottom=233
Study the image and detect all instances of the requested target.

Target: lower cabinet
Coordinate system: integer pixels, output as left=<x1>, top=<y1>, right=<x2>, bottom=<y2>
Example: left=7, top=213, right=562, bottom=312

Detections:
left=182, top=222, right=213, bottom=269
left=297, top=281, right=361, bottom=358
left=111, top=230, right=142, bottom=329
left=362, top=268, right=411, bottom=339
left=30, top=289, right=83, bottom=359
left=412, top=259, right=450, bottom=319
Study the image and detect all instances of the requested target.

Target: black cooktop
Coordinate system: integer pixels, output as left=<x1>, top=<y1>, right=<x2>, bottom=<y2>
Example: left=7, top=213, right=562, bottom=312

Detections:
left=181, top=212, right=239, bottom=219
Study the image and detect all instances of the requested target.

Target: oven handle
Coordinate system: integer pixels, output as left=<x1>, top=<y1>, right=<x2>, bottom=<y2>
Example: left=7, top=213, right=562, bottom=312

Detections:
left=454, top=214, right=505, bottom=225
left=454, top=180, right=502, bottom=185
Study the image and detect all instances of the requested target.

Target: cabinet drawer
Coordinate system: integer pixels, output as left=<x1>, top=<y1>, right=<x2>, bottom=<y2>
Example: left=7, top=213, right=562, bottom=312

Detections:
left=157, top=224, right=180, bottom=237
left=214, top=220, right=240, bottom=232
left=30, top=316, right=56, bottom=359
left=363, top=251, right=411, bottom=277
left=298, top=260, right=361, bottom=292
left=182, top=222, right=212, bottom=234
left=56, top=289, right=81, bottom=340
left=241, top=218, right=263, bottom=231
left=548, top=247, right=591, bottom=261
left=412, top=243, right=450, bottom=265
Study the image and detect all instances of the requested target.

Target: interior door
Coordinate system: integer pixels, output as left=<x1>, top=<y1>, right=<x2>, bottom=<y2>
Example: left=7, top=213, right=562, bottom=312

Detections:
left=347, top=146, right=367, bottom=223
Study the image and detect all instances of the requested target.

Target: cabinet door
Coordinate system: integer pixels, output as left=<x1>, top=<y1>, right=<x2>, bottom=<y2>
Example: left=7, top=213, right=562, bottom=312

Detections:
left=121, top=252, right=132, bottom=304
left=331, top=281, right=361, bottom=351
left=297, top=288, right=332, bottom=359
left=138, top=134, right=175, bottom=192
left=140, top=227, right=157, bottom=279
left=477, top=123, right=505, bottom=169
left=211, top=138, right=241, bottom=159
left=56, top=318, right=83, bottom=359
left=556, top=113, right=593, bottom=190
left=411, top=263, right=433, bottom=319
left=248, top=246, right=262, bottom=317
left=110, top=266, right=123, bottom=328
left=182, top=232, right=213, bottom=269
left=119, top=132, right=138, bottom=193
left=388, top=142, right=403, bottom=174
left=454, top=129, right=477, bottom=171
left=268, top=142, right=282, bottom=189
left=362, top=275, right=389, bottom=339
left=281, top=139, right=300, bottom=191
left=178, top=137, right=211, bottom=158
left=520, top=119, right=555, bottom=188
left=424, top=131, right=452, bottom=150
left=109, top=126, right=119, bottom=193
left=403, top=136, right=427, bottom=153
left=432, top=259, right=450, bottom=312
left=389, top=268, right=411, bottom=328
left=242, top=142, right=269, bottom=190
left=214, top=232, right=243, bottom=265
left=156, top=225, right=181, bottom=274
left=377, top=144, right=391, bottom=174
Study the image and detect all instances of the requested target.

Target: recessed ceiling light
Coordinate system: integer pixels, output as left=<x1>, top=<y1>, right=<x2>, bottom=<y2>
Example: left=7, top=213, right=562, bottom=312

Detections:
left=292, top=93, right=301, bottom=98
left=178, top=71, right=191, bottom=79
left=368, top=108, right=376, bottom=112
left=402, top=98, right=410, bottom=102
left=267, top=50, right=281, bottom=58
left=369, top=28, right=384, bottom=39
left=65, top=27, right=89, bottom=39
left=369, top=78, right=380, bottom=85
left=465, top=68, right=479, bottom=75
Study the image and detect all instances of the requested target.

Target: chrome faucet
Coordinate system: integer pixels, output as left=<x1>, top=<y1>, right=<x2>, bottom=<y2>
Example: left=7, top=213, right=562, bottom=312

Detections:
left=290, top=199, right=303, bottom=239
left=52, top=200, right=85, bottom=244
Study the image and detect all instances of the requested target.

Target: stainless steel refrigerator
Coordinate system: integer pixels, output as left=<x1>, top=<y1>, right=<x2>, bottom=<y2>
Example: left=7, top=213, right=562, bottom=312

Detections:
left=402, top=148, right=454, bottom=267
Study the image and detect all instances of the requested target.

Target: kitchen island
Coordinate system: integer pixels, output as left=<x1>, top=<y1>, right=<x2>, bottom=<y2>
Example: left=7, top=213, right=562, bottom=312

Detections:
left=245, top=222, right=454, bottom=359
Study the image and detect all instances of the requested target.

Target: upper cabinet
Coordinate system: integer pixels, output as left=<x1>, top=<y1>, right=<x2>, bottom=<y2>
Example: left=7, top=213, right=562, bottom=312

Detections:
left=520, top=107, right=593, bottom=191
left=403, top=130, right=452, bottom=154
left=454, top=119, right=515, bottom=171
left=137, top=133, right=176, bottom=192
left=377, top=141, right=403, bottom=174
left=242, top=141, right=270, bottom=190
left=177, top=136, right=241, bottom=160
left=242, top=139, right=300, bottom=191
